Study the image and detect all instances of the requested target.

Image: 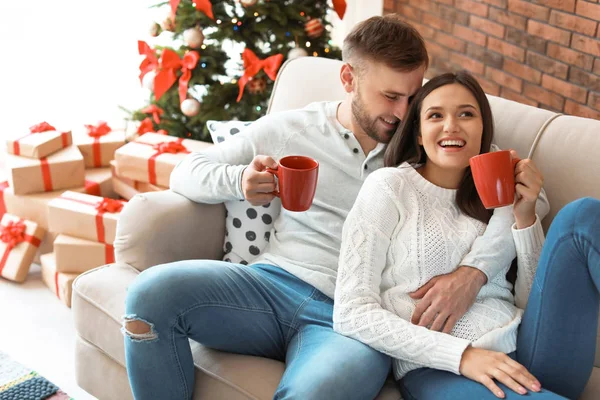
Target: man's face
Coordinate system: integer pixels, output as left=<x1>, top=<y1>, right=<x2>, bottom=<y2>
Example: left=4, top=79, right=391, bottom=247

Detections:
left=350, top=61, right=425, bottom=144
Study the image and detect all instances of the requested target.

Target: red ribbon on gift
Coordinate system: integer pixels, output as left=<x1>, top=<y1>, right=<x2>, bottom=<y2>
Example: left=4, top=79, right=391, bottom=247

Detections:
left=40, top=157, right=53, bottom=192
left=54, top=271, right=60, bottom=298
left=237, top=49, right=283, bottom=102
left=85, top=121, right=112, bottom=168
left=142, top=105, right=164, bottom=124
left=169, top=0, right=214, bottom=20
left=137, top=118, right=155, bottom=136
left=0, top=219, right=41, bottom=277
left=154, top=49, right=200, bottom=104
left=333, top=0, right=347, bottom=19
left=135, top=138, right=190, bottom=185
left=84, top=180, right=101, bottom=196
left=0, top=181, right=8, bottom=219
left=12, top=122, right=69, bottom=156
left=138, top=41, right=159, bottom=84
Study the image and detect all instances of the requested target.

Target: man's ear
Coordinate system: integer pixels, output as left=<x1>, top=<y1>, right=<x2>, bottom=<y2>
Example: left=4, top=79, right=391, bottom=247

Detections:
left=340, top=63, right=355, bottom=94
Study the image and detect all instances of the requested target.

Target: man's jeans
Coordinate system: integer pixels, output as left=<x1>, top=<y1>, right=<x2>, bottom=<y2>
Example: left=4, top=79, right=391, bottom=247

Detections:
left=399, top=197, right=600, bottom=399
left=124, top=262, right=391, bottom=400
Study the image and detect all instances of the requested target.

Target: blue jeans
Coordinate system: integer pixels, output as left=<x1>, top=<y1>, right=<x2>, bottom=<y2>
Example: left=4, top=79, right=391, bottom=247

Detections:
left=398, top=197, right=600, bottom=399
left=123, top=263, right=391, bottom=400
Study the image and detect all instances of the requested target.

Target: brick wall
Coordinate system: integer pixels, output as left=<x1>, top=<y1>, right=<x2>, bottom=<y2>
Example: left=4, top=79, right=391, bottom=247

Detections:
left=383, top=0, right=600, bottom=120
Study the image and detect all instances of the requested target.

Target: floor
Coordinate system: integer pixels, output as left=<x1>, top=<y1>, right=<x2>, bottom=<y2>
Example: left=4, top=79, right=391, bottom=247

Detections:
left=0, top=263, right=96, bottom=400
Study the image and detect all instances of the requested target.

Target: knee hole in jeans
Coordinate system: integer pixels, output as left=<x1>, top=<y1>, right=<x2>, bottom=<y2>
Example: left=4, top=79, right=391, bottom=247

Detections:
left=122, top=314, right=158, bottom=342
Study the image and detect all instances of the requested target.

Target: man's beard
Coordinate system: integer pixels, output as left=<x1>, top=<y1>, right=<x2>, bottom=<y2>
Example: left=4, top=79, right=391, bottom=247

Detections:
left=351, top=92, right=396, bottom=144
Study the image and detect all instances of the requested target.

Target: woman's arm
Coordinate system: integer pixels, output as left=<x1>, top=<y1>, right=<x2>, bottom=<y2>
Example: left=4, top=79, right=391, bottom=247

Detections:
left=512, top=216, right=545, bottom=309
left=333, top=169, right=471, bottom=375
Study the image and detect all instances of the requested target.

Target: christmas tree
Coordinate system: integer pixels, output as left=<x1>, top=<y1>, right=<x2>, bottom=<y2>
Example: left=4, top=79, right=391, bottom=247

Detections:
left=128, top=0, right=345, bottom=142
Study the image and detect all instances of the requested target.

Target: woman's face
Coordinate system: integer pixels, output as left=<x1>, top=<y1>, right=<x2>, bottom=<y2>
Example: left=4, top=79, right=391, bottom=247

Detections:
left=418, top=83, right=484, bottom=172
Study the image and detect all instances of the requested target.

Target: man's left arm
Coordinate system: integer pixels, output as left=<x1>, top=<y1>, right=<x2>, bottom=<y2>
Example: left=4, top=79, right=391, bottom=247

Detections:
left=410, top=188, right=550, bottom=333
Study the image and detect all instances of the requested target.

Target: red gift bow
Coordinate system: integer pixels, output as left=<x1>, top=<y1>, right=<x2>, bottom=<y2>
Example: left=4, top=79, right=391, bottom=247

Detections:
left=85, top=121, right=112, bottom=168
left=12, top=122, right=69, bottom=156
left=0, top=219, right=41, bottom=277
left=136, top=138, right=190, bottom=185
left=84, top=180, right=101, bottom=196
left=154, top=49, right=200, bottom=104
left=169, top=0, right=214, bottom=20
left=333, top=0, right=346, bottom=19
left=138, top=41, right=159, bottom=84
left=142, top=105, right=164, bottom=124
left=237, top=49, right=283, bottom=102
left=0, top=181, right=8, bottom=219
left=137, top=118, right=155, bottom=135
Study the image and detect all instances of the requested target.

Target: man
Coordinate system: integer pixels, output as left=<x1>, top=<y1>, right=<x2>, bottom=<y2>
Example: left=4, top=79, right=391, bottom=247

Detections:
left=122, top=15, right=544, bottom=400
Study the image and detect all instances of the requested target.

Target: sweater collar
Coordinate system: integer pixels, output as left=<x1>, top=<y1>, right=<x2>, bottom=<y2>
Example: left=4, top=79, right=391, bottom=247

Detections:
left=399, top=162, right=457, bottom=201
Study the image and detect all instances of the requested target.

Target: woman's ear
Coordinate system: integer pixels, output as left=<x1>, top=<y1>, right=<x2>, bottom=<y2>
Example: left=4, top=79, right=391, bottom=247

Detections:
left=417, top=135, right=423, bottom=146
left=340, top=63, right=355, bottom=94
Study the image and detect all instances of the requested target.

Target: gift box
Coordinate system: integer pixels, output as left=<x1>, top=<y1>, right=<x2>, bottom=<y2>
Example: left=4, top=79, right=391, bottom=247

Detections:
left=6, top=122, right=72, bottom=159
left=48, top=191, right=125, bottom=245
left=114, top=133, right=211, bottom=187
left=110, top=160, right=166, bottom=200
left=40, top=253, right=78, bottom=308
left=54, top=234, right=114, bottom=273
left=74, top=122, right=126, bottom=168
left=84, top=167, right=118, bottom=199
left=34, top=231, right=58, bottom=265
left=6, top=145, right=85, bottom=195
left=0, top=214, right=45, bottom=283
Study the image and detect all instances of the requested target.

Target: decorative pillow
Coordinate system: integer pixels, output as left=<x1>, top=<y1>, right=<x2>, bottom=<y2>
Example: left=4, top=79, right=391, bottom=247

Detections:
left=206, top=120, right=281, bottom=265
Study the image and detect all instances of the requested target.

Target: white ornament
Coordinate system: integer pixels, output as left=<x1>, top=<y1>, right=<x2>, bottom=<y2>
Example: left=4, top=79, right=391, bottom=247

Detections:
left=181, top=98, right=201, bottom=117
left=240, top=0, right=258, bottom=6
left=149, top=22, right=161, bottom=37
left=142, top=70, right=156, bottom=90
left=288, top=48, right=308, bottom=60
left=183, top=27, right=205, bottom=49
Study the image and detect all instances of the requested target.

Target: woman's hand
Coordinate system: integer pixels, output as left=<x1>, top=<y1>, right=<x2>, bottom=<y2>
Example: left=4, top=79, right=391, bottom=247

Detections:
left=459, top=346, right=541, bottom=398
left=511, top=150, right=544, bottom=229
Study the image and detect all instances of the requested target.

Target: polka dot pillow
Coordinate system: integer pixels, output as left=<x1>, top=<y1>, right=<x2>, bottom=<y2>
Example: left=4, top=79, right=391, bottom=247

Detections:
left=206, top=120, right=282, bottom=265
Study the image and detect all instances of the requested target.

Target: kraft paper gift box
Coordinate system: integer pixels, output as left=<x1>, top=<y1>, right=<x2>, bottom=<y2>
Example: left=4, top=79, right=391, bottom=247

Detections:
left=6, top=122, right=72, bottom=159
left=6, top=145, right=85, bottom=195
left=34, top=231, right=58, bottom=265
left=84, top=167, right=118, bottom=199
left=114, top=133, right=212, bottom=187
left=48, top=191, right=125, bottom=245
left=54, top=234, right=115, bottom=273
left=109, top=160, right=166, bottom=200
left=74, top=122, right=126, bottom=168
left=40, top=253, right=78, bottom=308
left=0, top=213, right=45, bottom=283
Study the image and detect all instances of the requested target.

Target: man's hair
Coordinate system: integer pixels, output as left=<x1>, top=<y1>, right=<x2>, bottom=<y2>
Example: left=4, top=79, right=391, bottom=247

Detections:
left=342, top=14, right=429, bottom=74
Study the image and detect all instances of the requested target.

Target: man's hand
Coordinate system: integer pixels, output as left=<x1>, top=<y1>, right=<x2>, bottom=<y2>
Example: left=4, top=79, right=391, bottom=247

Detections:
left=242, top=155, right=278, bottom=206
left=410, top=266, right=487, bottom=333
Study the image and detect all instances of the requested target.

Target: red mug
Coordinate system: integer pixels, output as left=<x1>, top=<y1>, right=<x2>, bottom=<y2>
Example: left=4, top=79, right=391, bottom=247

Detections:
left=469, top=150, right=520, bottom=209
left=266, top=155, right=319, bottom=212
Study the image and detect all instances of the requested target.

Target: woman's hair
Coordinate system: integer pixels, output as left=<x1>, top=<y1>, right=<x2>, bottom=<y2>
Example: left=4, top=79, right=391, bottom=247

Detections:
left=384, top=71, right=494, bottom=223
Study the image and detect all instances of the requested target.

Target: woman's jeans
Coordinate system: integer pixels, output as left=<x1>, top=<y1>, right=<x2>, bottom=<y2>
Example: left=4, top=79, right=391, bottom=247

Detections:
left=123, top=263, right=391, bottom=400
left=399, top=197, right=600, bottom=399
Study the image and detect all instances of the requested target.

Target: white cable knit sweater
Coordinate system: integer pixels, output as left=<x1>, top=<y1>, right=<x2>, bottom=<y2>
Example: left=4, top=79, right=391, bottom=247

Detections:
left=333, top=163, right=546, bottom=380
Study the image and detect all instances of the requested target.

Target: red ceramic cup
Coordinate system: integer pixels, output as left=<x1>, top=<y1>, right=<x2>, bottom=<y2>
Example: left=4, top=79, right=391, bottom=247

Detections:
left=266, top=155, right=319, bottom=212
left=469, top=150, right=520, bottom=209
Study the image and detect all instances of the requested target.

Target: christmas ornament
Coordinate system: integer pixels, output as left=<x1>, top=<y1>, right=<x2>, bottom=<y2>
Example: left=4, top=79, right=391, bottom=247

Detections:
left=240, top=0, right=258, bottom=6
left=288, top=48, right=308, bottom=60
left=142, top=70, right=156, bottom=90
left=149, top=22, right=161, bottom=37
left=247, top=77, right=267, bottom=95
left=333, top=0, right=347, bottom=19
left=161, top=13, right=176, bottom=32
left=183, top=27, right=205, bottom=48
left=305, top=19, right=324, bottom=38
left=237, top=48, right=283, bottom=102
left=181, top=98, right=201, bottom=117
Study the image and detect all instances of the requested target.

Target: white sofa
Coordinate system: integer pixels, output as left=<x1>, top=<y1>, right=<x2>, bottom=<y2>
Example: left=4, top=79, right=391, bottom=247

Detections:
left=72, top=57, right=600, bottom=399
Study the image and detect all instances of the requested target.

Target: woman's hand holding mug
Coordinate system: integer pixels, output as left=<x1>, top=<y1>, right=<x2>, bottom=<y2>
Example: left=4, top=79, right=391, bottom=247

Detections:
left=511, top=150, right=544, bottom=229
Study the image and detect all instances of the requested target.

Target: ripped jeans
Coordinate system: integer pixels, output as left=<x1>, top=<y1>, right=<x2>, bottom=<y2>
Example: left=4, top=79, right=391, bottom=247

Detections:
left=122, top=263, right=391, bottom=400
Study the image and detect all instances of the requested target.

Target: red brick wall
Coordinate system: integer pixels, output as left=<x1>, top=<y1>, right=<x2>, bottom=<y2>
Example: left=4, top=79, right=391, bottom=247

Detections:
left=383, top=0, right=600, bottom=120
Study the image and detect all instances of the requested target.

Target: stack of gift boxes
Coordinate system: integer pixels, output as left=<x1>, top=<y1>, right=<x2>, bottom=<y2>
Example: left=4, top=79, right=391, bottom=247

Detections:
left=1, top=123, right=212, bottom=307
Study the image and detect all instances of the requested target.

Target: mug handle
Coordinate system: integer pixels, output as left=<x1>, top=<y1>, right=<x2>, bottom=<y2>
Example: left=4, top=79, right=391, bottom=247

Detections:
left=265, top=167, right=280, bottom=197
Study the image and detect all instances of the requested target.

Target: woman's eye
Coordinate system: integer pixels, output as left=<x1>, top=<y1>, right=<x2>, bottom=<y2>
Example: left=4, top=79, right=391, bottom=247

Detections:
left=428, top=112, right=442, bottom=119
left=459, top=111, right=474, bottom=117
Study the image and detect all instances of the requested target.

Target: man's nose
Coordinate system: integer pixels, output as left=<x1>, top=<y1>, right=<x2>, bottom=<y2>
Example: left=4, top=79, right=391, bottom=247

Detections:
left=393, top=98, right=409, bottom=120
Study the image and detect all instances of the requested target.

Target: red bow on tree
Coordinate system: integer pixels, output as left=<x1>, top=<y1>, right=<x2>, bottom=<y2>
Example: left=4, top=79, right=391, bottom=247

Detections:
left=137, top=118, right=155, bottom=135
left=154, top=49, right=200, bottom=104
left=95, top=198, right=124, bottom=214
left=152, top=141, right=188, bottom=154
left=142, top=105, right=164, bottom=124
left=0, top=220, right=26, bottom=249
left=29, top=122, right=56, bottom=133
left=138, top=41, right=159, bottom=84
left=333, top=0, right=347, bottom=19
left=85, top=121, right=112, bottom=138
left=169, top=0, right=214, bottom=20
left=237, top=49, right=283, bottom=102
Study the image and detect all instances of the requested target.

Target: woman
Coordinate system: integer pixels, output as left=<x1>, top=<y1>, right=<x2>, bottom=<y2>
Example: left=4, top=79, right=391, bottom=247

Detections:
left=333, top=71, right=600, bottom=399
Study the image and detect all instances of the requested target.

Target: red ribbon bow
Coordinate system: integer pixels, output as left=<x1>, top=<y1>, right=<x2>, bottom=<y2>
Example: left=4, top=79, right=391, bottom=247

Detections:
left=84, top=121, right=112, bottom=168
left=136, top=138, right=190, bottom=185
left=137, top=118, right=155, bottom=135
left=30, top=121, right=56, bottom=133
left=152, top=141, right=188, bottom=154
left=154, top=49, right=200, bottom=104
left=237, top=49, right=283, bottom=102
left=169, top=0, right=214, bottom=20
left=95, top=198, right=124, bottom=214
left=142, top=105, right=164, bottom=124
left=0, top=220, right=26, bottom=249
left=138, top=41, right=159, bottom=84
left=333, top=0, right=347, bottom=19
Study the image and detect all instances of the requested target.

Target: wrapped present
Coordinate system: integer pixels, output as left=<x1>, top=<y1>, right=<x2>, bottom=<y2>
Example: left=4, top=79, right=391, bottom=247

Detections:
left=74, top=121, right=126, bottom=168
left=84, top=167, right=118, bottom=198
left=110, top=160, right=166, bottom=200
left=34, top=231, right=58, bottom=265
left=48, top=191, right=125, bottom=245
left=0, top=214, right=45, bottom=283
left=40, top=253, right=78, bottom=308
left=6, top=121, right=72, bottom=159
left=115, top=133, right=211, bottom=187
left=6, top=145, right=85, bottom=195
left=54, top=234, right=114, bottom=273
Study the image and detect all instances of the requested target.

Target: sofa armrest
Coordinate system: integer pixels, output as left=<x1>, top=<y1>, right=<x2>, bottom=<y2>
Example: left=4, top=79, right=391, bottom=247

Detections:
left=114, top=190, right=226, bottom=272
